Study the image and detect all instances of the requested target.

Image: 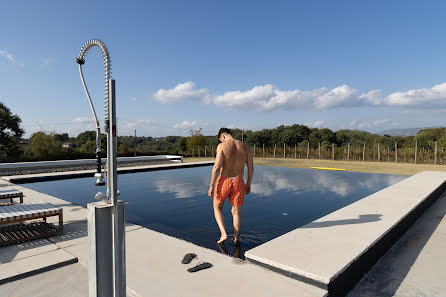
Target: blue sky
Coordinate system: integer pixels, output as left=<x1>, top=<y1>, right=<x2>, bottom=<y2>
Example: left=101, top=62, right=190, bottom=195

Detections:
left=2, top=0, right=446, bottom=137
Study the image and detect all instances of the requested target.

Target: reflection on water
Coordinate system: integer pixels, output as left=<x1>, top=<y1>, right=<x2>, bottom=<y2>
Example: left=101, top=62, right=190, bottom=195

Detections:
left=148, top=166, right=404, bottom=200
left=23, top=166, right=407, bottom=259
left=217, top=242, right=242, bottom=259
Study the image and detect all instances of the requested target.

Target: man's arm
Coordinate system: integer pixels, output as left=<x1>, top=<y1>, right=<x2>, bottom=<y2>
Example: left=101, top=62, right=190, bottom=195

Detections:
left=208, top=144, right=224, bottom=197
left=245, top=146, right=254, bottom=194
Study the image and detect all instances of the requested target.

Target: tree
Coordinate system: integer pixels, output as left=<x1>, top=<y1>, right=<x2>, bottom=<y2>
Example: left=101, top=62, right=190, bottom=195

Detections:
left=177, top=137, right=187, bottom=153
left=80, top=140, right=96, bottom=153
left=0, top=102, right=24, bottom=161
left=53, top=133, right=69, bottom=143
left=75, top=131, right=96, bottom=147
left=29, top=132, right=62, bottom=160
left=118, top=143, right=130, bottom=154
left=186, top=128, right=207, bottom=151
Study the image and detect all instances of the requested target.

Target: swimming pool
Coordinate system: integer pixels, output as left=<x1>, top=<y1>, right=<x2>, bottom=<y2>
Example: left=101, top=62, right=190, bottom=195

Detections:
left=22, top=166, right=407, bottom=258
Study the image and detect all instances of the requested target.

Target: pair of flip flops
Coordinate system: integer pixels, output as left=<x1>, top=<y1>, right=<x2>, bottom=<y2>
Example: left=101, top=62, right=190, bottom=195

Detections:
left=181, top=253, right=213, bottom=273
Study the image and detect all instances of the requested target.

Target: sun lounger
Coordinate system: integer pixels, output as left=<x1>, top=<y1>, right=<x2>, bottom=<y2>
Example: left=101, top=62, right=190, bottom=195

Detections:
left=0, top=203, right=63, bottom=246
left=0, top=189, right=23, bottom=205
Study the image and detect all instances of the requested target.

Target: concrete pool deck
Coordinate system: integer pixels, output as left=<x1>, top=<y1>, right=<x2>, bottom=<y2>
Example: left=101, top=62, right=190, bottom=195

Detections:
left=0, top=173, right=326, bottom=297
left=245, top=170, right=446, bottom=296
left=0, top=166, right=445, bottom=296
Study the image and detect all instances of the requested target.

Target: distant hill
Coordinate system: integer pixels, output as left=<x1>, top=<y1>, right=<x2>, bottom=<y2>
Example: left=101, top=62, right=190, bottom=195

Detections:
left=377, top=126, right=443, bottom=137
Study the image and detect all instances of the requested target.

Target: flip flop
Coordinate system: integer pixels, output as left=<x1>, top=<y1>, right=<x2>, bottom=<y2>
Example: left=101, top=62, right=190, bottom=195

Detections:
left=181, top=253, right=197, bottom=264
left=187, top=261, right=213, bottom=273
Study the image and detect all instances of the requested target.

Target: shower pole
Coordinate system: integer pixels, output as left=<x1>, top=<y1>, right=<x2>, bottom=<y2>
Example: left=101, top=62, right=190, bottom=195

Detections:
left=77, top=39, right=126, bottom=297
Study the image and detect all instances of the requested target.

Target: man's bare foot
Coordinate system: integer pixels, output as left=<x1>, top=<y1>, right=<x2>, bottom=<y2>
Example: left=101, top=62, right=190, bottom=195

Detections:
left=217, top=235, right=228, bottom=244
left=233, top=238, right=241, bottom=246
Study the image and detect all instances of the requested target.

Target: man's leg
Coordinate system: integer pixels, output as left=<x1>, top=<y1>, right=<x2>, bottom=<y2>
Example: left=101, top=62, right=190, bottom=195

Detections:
left=231, top=205, right=242, bottom=244
left=214, top=198, right=228, bottom=243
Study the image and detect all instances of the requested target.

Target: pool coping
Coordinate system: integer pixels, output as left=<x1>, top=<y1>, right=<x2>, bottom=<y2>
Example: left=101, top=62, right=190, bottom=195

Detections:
left=244, top=171, right=446, bottom=297
left=2, top=161, right=214, bottom=184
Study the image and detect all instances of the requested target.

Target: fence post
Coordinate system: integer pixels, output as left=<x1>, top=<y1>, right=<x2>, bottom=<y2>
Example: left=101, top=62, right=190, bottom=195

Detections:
left=435, top=141, right=438, bottom=165
left=414, top=141, right=417, bottom=164
left=373, top=144, right=375, bottom=160
left=332, top=143, right=335, bottom=160
left=295, top=144, right=297, bottom=159
left=363, top=142, right=365, bottom=162
left=254, top=144, right=256, bottom=158
left=378, top=143, right=380, bottom=162
left=263, top=144, right=265, bottom=158
left=307, top=142, right=310, bottom=159
left=192, top=146, right=194, bottom=157
left=395, top=142, right=397, bottom=163
left=273, top=144, right=276, bottom=158
left=198, top=145, right=200, bottom=158
left=318, top=142, right=321, bottom=159
left=205, top=145, right=207, bottom=158
left=347, top=143, right=350, bottom=161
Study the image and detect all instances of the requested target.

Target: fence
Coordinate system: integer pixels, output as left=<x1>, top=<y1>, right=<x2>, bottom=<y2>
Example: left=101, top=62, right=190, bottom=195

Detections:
left=187, top=141, right=445, bottom=165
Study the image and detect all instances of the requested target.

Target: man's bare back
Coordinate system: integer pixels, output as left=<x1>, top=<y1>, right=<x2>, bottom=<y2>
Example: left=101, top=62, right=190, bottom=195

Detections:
left=219, top=139, right=249, bottom=178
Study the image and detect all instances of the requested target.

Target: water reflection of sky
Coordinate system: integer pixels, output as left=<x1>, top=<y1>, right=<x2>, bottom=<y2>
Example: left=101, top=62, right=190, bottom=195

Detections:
left=150, top=166, right=405, bottom=199
left=23, top=166, right=407, bottom=259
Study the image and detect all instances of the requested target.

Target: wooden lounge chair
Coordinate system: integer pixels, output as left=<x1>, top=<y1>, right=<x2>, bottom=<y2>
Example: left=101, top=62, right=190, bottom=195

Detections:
left=0, top=189, right=23, bottom=205
left=0, top=203, right=63, bottom=246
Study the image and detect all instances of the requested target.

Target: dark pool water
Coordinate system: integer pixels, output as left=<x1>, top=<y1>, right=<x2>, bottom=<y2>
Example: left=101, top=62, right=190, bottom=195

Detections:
left=23, top=166, right=407, bottom=258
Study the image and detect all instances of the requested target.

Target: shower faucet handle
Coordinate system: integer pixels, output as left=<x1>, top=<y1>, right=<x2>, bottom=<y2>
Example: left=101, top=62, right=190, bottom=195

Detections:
left=95, top=192, right=106, bottom=201
left=94, top=172, right=105, bottom=186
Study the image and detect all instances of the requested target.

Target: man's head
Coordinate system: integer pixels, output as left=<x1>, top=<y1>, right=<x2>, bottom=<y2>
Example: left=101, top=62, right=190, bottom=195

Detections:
left=218, top=128, right=232, bottom=142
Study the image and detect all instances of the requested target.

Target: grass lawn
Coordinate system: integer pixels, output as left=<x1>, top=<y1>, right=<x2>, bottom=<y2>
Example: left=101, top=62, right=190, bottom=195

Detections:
left=183, top=157, right=446, bottom=176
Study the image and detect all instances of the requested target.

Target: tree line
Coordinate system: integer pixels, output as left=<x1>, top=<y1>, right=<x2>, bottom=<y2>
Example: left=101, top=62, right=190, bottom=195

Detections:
left=1, top=101, right=446, bottom=163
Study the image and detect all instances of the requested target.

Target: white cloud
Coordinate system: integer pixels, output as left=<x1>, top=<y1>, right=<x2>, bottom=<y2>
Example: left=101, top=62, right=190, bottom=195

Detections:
left=0, top=50, right=15, bottom=63
left=346, top=118, right=399, bottom=131
left=305, top=121, right=325, bottom=128
left=383, top=82, right=446, bottom=106
left=152, top=81, right=209, bottom=104
left=73, top=117, right=95, bottom=123
left=41, top=57, right=56, bottom=66
left=122, top=119, right=156, bottom=129
left=152, top=81, right=446, bottom=112
left=173, top=120, right=209, bottom=130
left=131, top=97, right=137, bottom=102
left=23, top=118, right=97, bottom=138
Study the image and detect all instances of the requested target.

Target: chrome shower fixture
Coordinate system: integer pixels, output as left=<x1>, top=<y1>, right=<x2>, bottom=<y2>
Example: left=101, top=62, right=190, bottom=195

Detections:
left=76, top=39, right=112, bottom=189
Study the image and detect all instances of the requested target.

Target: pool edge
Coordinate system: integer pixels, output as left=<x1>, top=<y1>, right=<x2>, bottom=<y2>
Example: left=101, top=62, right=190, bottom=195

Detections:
left=245, top=171, right=446, bottom=297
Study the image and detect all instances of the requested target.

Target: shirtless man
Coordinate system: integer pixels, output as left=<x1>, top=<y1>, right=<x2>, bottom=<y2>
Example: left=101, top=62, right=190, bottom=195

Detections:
left=208, top=128, right=254, bottom=245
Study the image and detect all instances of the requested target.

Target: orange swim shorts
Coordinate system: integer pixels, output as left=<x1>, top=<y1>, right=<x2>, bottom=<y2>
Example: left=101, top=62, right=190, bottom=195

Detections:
left=214, top=175, right=246, bottom=206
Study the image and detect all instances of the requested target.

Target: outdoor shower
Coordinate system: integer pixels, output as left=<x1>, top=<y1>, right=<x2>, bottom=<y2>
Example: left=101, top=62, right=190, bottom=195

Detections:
left=76, top=39, right=126, bottom=297
left=76, top=39, right=111, bottom=188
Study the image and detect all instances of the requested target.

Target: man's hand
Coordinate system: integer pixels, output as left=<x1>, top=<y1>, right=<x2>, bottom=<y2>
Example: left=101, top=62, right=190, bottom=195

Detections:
left=245, top=183, right=251, bottom=195
left=208, top=186, right=214, bottom=198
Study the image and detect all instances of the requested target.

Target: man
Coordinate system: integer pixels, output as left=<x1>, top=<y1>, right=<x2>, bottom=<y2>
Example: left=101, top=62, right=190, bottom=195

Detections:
left=208, top=128, right=254, bottom=245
